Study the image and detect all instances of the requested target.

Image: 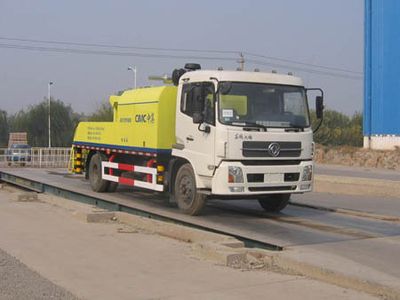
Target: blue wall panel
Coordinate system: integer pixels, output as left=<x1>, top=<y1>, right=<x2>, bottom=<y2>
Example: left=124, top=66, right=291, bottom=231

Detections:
left=364, top=0, right=400, bottom=135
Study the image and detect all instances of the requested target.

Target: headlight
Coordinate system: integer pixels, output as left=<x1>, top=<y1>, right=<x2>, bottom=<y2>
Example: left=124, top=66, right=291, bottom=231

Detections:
left=228, top=166, right=244, bottom=183
left=302, top=165, right=313, bottom=181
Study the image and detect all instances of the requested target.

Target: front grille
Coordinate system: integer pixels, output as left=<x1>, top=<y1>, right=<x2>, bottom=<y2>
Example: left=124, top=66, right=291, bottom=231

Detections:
left=242, top=141, right=301, bottom=158
left=248, top=186, right=297, bottom=192
left=241, top=160, right=302, bottom=166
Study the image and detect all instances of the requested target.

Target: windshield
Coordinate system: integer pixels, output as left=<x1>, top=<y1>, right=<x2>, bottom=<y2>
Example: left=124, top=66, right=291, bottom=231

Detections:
left=218, top=82, right=310, bottom=128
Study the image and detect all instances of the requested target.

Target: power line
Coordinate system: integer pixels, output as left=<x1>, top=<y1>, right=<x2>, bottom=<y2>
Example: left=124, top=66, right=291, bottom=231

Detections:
left=0, top=36, right=239, bottom=55
left=246, top=59, right=363, bottom=80
left=0, top=41, right=363, bottom=80
left=0, top=43, right=236, bottom=61
left=0, top=36, right=362, bottom=75
left=244, top=51, right=363, bottom=75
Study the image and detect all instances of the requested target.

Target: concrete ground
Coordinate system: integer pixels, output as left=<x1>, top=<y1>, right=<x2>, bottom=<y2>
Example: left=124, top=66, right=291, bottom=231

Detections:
left=293, top=163, right=400, bottom=216
left=315, top=163, right=400, bottom=181
left=292, top=192, right=400, bottom=217
left=0, top=185, right=376, bottom=300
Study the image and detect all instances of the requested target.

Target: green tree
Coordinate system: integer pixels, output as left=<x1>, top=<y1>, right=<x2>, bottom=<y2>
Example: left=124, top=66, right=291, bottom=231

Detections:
left=10, top=98, right=79, bottom=147
left=88, top=100, right=113, bottom=122
left=311, top=109, right=363, bottom=147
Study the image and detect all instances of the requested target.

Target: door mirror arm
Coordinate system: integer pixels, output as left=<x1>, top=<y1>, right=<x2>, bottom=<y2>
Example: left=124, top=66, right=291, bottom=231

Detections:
left=198, top=123, right=211, bottom=133
left=209, top=77, right=219, bottom=93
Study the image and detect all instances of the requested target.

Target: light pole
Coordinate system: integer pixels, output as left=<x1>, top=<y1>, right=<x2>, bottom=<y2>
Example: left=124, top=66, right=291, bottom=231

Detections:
left=127, top=66, right=137, bottom=89
left=48, top=81, right=53, bottom=148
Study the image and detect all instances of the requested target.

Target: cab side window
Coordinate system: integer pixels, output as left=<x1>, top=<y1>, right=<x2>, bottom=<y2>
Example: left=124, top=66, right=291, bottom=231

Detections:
left=180, top=82, right=215, bottom=126
left=181, top=83, right=195, bottom=117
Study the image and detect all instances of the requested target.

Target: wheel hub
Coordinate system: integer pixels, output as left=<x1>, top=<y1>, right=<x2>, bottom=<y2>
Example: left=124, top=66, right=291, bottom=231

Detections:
left=179, top=176, right=193, bottom=205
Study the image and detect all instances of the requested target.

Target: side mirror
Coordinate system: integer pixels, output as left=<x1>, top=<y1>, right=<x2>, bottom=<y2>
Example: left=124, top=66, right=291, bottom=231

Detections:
left=316, top=96, right=324, bottom=119
left=192, top=112, right=204, bottom=124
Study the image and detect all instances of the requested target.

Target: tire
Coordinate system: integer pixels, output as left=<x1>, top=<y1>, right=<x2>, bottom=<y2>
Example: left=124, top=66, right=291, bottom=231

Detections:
left=88, top=153, right=110, bottom=192
left=107, top=182, right=118, bottom=192
left=174, top=163, right=206, bottom=215
left=258, top=194, right=291, bottom=212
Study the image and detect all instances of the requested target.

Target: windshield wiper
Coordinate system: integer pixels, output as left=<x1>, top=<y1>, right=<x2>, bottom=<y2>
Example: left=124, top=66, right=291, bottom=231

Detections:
left=288, top=123, right=305, bottom=128
left=285, top=123, right=305, bottom=132
left=231, top=121, right=268, bottom=131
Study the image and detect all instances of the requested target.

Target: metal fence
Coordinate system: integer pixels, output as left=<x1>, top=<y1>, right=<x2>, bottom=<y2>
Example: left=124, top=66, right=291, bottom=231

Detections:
left=0, top=147, right=71, bottom=168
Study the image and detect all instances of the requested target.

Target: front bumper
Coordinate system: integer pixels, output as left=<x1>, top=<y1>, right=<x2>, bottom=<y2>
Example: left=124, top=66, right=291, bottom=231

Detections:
left=211, top=160, right=313, bottom=195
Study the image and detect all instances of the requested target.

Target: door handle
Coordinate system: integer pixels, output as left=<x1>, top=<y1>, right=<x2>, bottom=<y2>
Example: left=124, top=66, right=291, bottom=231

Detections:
left=186, top=136, right=194, bottom=141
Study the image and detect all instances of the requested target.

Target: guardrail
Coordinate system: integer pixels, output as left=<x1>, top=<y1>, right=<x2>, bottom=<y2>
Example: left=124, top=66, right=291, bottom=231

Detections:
left=0, top=147, right=71, bottom=168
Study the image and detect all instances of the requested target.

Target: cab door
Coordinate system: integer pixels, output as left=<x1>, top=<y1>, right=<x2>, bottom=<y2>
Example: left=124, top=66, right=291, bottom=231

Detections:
left=174, top=82, right=216, bottom=177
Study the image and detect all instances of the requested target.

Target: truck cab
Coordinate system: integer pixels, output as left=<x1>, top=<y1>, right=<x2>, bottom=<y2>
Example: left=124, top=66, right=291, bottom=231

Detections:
left=170, top=64, right=323, bottom=214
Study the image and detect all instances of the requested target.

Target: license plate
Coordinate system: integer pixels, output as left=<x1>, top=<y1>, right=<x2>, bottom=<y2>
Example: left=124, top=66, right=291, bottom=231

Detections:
left=264, top=173, right=283, bottom=183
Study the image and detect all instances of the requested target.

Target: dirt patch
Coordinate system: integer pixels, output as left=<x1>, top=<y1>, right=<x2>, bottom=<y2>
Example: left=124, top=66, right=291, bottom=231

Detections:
left=315, top=144, right=400, bottom=170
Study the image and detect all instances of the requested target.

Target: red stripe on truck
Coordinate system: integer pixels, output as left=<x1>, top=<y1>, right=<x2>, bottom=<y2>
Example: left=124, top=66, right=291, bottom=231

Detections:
left=118, top=163, right=135, bottom=172
left=119, top=177, right=135, bottom=186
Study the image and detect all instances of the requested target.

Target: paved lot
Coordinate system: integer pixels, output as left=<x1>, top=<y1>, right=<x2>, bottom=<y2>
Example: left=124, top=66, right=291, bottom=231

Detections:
left=316, top=163, right=400, bottom=181
left=292, top=192, right=400, bottom=217
left=0, top=186, right=376, bottom=300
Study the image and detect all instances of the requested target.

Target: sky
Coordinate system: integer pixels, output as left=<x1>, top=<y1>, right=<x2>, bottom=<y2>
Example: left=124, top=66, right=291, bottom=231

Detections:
left=0, top=0, right=364, bottom=115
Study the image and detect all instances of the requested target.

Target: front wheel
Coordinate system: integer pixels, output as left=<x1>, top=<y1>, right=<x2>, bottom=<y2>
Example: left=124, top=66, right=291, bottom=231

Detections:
left=174, top=163, right=206, bottom=216
left=258, top=194, right=291, bottom=212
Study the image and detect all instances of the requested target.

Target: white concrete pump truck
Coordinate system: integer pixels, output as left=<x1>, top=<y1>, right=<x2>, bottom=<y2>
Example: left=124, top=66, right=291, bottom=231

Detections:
left=71, top=63, right=324, bottom=215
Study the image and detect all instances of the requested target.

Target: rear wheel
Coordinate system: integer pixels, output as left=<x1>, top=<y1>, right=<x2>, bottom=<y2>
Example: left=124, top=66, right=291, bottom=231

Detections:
left=258, top=194, right=291, bottom=212
left=88, top=153, right=110, bottom=192
left=174, top=163, right=206, bottom=215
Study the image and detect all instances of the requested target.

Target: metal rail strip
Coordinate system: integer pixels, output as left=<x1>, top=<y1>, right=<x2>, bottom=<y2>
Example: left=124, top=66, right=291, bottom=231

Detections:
left=0, top=170, right=282, bottom=251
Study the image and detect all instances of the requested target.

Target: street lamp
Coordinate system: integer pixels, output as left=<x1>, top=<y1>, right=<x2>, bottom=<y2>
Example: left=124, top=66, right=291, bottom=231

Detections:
left=127, top=66, right=137, bottom=89
left=48, top=81, right=53, bottom=148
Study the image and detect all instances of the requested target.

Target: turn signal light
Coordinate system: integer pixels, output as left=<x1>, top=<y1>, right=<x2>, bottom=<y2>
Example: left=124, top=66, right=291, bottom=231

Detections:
left=228, top=174, right=235, bottom=183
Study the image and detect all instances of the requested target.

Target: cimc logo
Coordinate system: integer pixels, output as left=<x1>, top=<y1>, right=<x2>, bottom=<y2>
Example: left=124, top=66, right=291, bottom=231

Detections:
left=135, top=113, right=155, bottom=124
